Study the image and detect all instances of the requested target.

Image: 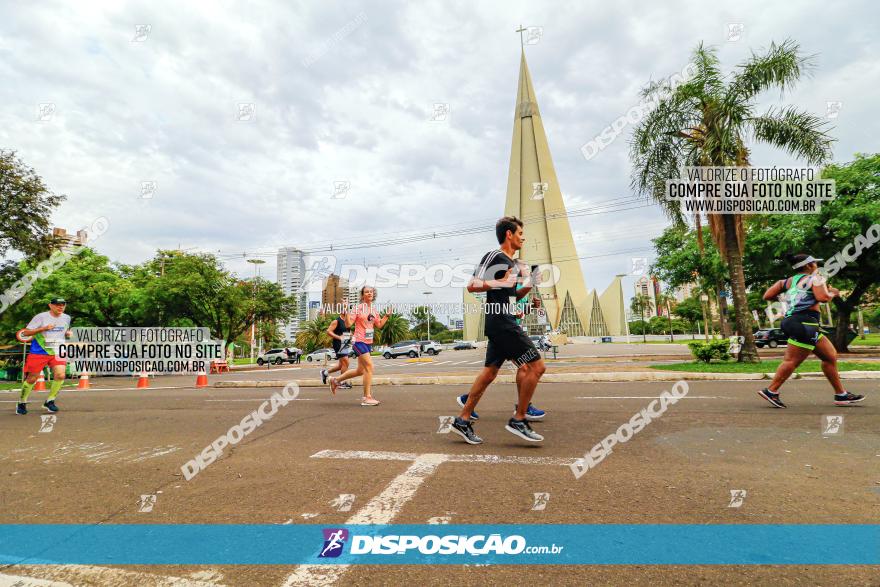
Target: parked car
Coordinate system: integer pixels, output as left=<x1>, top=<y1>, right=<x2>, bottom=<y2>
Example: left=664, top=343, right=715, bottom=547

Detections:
left=452, top=341, right=477, bottom=350
left=305, top=348, right=335, bottom=362
left=257, top=348, right=296, bottom=366
left=383, top=340, right=422, bottom=359
left=754, top=328, right=788, bottom=348
left=419, top=340, right=443, bottom=355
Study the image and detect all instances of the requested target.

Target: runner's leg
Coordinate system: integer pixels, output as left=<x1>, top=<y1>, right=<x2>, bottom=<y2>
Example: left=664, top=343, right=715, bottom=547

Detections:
left=768, top=344, right=811, bottom=392
left=811, top=336, right=846, bottom=394
left=459, top=366, right=499, bottom=420
left=514, top=358, right=545, bottom=421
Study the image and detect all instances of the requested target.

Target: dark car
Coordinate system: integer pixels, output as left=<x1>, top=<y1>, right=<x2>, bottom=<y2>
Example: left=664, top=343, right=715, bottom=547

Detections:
left=754, top=328, right=788, bottom=348
left=453, top=341, right=476, bottom=350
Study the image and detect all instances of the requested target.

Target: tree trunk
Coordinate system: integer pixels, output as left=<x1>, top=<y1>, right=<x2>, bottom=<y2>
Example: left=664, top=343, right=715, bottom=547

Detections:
left=722, top=215, right=758, bottom=362
left=830, top=284, right=867, bottom=352
left=717, top=294, right=731, bottom=337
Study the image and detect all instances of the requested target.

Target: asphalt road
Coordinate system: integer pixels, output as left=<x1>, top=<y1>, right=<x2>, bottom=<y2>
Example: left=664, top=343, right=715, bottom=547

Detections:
left=0, top=379, right=876, bottom=586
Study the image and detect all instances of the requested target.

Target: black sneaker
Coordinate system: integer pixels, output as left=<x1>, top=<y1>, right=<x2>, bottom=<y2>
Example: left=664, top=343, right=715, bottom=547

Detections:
left=15, top=403, right=27, bottom=415
left=450, top=417, right=483, bottom=445
left=321, top=369, right=328, bottom=384
left=505, top=418, right=544, bottom=442
left=43, top=400, right=59, bottom=413
left=757, top=388, right=786, bottom=408
left=834, top=392, right=865, bottom=406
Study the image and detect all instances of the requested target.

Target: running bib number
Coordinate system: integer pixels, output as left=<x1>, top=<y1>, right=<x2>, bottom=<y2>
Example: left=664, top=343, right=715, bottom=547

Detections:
left=364, top=328, right=374, bottom=343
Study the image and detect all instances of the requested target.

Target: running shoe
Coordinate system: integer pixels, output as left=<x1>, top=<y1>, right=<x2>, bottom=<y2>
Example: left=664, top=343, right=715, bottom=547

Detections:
left=339, top=381, right=353, bottom=389
left=329, top=377, right=339, bottom=395
left=505, top=418, right=544, bottom=442
left=515, top=403, right=545, bottom=421
left=43, top=400, right=58, bottom=413
left=757, top=388, right=786, bottom=408
left=834, top=392, right=865, bottom=406
left=321, top=369, right=328, bottom=384
left=15, top=403, right=27, bottom=415
left=361, top=397, right=380, bottom=406
left=455, top=393, right=479, bottom=420
left=450, top=416, right=483, bottom=445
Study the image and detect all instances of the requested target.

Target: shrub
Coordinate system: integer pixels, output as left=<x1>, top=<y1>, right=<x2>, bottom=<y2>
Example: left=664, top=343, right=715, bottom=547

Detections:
left=686, top=339, right=731, bottom=363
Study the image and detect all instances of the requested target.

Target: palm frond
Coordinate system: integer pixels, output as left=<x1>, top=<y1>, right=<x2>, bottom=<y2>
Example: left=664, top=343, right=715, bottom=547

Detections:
left=727, top=39, right=814, bottom=103
left=750, top=106, right=835, bottom=165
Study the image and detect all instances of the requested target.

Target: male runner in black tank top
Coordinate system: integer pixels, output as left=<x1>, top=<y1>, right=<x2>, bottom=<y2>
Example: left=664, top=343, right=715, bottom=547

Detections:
left=322, top=310, right=352, bottom=388
left=449, top=216, right=546, bottom=445
left=757, top=253, right=864, bottom=408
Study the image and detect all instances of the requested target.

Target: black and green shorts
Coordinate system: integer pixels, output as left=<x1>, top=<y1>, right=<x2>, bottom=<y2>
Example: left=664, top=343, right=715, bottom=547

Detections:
left=780, top=310, right=824, bottom=350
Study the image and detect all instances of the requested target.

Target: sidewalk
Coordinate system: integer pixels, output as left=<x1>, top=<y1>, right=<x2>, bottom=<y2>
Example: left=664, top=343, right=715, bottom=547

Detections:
left=214, top=369, right=880, bottom=388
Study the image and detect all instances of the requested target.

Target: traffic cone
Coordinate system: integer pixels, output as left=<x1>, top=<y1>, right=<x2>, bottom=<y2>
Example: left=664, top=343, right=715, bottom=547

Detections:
left=77, top=372, right=90, bottom=390
left=34, top=373, right=47, bottom=391
left=136, top=371, right=150, bottom=389
left=195, top=370, right=208, bottom=388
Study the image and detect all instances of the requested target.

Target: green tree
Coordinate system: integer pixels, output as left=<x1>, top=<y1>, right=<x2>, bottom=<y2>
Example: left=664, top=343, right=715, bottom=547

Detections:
left=295, top=315, right=333, bottom=353
left=0, top=150, right=67, bottom=260
left=377, top=312, right=409, bottom=346
left=134, top=251, right=296, bottom=345
left=408, top=305, right=447, bottom=339
left=630, top=293, right=654, bottom=342
left=673, top=294, right=705, bottom=325
left=632, top=40, right=834, bottom=361
left=744, top=154, right=880, bottom=350
left=0, top=248, right=135, bottom=341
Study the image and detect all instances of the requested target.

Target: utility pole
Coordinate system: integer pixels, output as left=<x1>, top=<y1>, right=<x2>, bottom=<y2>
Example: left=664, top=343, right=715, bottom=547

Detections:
left=247, top=259, right=266, bottom=361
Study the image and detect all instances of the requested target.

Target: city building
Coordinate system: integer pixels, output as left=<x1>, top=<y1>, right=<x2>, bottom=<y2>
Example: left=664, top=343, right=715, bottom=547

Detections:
left=51, top=227, right=88, bottom=252
left=463, top=48, right=626, bottom=341
left=322, top=274, right=348, bottom=311
left=276, top=247, right=308, bottom=341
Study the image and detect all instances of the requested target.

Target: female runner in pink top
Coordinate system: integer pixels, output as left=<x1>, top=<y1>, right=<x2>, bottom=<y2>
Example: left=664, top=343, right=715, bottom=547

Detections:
left=329, top=286, right=390, bottom=405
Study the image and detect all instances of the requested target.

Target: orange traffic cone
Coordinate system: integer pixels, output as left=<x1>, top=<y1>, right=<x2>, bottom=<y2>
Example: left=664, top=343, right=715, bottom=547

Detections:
left=77, top=372, right=90, bottom=390
left=34, top=373, right=47, bottom=391
left=136, top=371, right=150, bottom=389
left=195, top=370, right=208, bottom=388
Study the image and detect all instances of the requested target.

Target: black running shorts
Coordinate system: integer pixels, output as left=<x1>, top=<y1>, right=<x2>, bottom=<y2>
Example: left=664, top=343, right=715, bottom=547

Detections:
left=485, top=324, right=541, bottom=368
left=780, top=311, right=824, bottom=350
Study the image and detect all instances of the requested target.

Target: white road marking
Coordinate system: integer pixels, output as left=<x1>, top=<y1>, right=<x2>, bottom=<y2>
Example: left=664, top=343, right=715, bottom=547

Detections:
left=468, top=360, right=482, bottom=364
left=434, top=361, right=451, bottom=365
left=204, top=398, right=314, bottom=402
left=0, top=565, right=224, bottom=586
left=453, top=360, right=469, bottom=365
left=283, top=449, right=572, bottom=586
left=576, top=396, right=723, bottom=399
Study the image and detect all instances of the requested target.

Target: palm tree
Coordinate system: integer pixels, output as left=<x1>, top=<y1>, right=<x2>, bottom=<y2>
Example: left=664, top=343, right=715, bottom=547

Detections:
left=295, top=314, right=333, bottom=353
left=377, top=312, right=409, bottom=346
left=655, top=291, right=677, bottom=342
left=630, top=293, right=654, bottom=343
left=631, top=39, right=834, bottom=362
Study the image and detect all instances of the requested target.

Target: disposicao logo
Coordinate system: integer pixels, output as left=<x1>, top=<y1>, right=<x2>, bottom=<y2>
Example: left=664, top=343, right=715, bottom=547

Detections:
left=319, top=528, right=349, bottom=558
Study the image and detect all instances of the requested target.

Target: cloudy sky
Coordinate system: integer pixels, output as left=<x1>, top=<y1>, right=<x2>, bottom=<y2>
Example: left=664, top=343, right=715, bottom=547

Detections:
left=2, top=0, right=877, bottom=320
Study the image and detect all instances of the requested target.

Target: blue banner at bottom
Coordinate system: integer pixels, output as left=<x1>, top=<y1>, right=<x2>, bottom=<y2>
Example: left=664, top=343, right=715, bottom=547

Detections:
left=0, top=525, right=877, bottom=565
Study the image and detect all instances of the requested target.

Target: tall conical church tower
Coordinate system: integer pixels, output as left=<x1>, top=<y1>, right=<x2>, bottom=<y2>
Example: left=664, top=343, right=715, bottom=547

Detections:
left=463, top=48, right=625, bottom=341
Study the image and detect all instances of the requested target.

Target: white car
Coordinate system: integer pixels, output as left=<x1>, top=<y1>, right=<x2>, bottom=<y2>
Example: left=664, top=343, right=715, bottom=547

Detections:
left=256, top=348, right=297, bottom=366
left=305, top=348, right=335, bottom=362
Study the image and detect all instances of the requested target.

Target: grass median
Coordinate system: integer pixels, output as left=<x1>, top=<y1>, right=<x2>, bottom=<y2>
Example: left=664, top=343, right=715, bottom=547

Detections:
left=651, top=359, right=880, bottom=373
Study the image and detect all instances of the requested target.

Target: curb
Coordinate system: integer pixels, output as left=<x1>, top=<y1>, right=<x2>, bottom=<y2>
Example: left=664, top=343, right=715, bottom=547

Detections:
left=213, top=369, right=880, bottom=388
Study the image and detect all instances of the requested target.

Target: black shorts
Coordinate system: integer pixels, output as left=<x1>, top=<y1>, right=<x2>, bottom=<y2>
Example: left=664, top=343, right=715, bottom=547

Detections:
left=332, top=340, right=351, bottom=359
left=781, top=311, right=824, bottom=350
left=485, top=324, right=541, bottom=368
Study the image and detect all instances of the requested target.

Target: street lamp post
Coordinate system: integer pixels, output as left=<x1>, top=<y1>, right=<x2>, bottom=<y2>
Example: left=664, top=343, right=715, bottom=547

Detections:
left=423, top=291, right=433, bottom=342
left=247, top=259, right=266, bottom=361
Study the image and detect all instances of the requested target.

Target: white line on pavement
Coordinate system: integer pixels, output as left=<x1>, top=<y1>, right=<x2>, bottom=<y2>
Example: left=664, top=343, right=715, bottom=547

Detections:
left=576, top=396, right=723, bottom=399
left=283, top=449, right=572, bottom=586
